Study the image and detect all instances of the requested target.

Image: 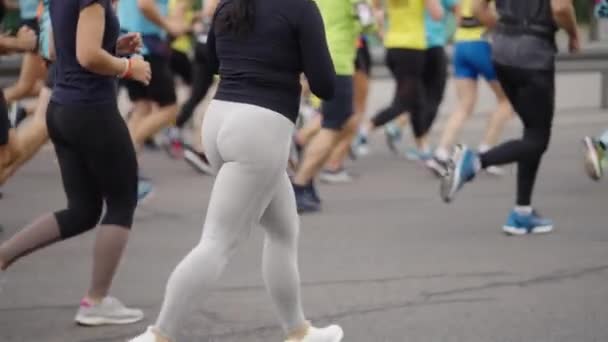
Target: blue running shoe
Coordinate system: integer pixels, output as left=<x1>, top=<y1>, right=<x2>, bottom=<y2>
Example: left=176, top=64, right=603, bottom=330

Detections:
left=137, top=178, right=154, bottom=203
left=502, top=210, right=554, bottom=235
left=384, top=123, right=402, bottom=154
left=440, top=145, right=478, bottom=203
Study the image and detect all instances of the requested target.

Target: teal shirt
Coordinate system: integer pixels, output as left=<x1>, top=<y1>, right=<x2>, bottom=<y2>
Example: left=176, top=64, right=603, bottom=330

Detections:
left=118, top=0, right=168, bottom=37
left=425, top=0, right=458, bottom=48
left=19, top=0, right=39, bottom=20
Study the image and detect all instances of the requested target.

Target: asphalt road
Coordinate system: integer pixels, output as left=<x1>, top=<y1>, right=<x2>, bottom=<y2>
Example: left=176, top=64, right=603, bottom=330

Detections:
left=1, top=73, right=608, bottom=342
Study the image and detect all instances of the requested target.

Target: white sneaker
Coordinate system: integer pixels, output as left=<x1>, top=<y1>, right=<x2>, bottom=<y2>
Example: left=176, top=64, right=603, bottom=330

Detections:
left=319, top=169, right=353, bottom=184
left=129, top=326, right=161, bottom=342
left=75, top=296, right=144, bottom=326
left=286, top=325, right=344, bottom=342
left=484, top=165, right=505, bottom=176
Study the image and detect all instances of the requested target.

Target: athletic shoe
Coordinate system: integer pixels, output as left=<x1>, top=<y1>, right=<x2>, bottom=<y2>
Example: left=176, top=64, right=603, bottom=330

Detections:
left=425, top=157, right=449, bottom=177
left=294, top=184, right=320, bottom=213
left=352, top=134, right=370, bottom=156
left=128, top=326, right=158, bottom=342
left=582, top=136, right=604, bottom=181
left=75, top=296, right=144, bottom=326
left=384, top=123, right=402, bottom=154
left=309, top=181, right=321, bottom=204
left=137, top=178, right=154, bottom=203
left=440, top=145, right=478, bottom=203
left=319, top=168, right=353, bottom=184
left=184, top=146, right=214, bottom=175
left=404, top=148, right=432, bottom=161
left=286, top=325, right=344, bottom=342
left=502, top=209, right=554, bottom=236
left=484, top=166, right=505, bottom=176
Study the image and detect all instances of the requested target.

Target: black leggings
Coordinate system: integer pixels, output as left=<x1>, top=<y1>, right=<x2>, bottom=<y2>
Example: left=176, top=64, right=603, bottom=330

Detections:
left=176, top=42, right=214, bottom=128
left=480, top=63, right=555, bottom=206
left=371, top=48, right=426, bottom=137
left=0, top=92, right=9, bottom=146
left=420, top=46, right=447, bottom=136
left=46, top=101, right=138, bottom=239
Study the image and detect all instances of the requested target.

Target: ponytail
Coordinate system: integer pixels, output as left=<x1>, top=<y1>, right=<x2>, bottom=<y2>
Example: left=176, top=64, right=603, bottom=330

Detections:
left=216, top=0, right=256, bottom=36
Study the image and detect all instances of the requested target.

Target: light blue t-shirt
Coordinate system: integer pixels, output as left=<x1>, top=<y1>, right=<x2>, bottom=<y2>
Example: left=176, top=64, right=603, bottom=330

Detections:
left=425, top=0, right=458, bottom=48
left=118, top=0, right=168, bottom=37
left=39, top=0, right=52, bottom=60
left=19, top=0, right=39, bottom=20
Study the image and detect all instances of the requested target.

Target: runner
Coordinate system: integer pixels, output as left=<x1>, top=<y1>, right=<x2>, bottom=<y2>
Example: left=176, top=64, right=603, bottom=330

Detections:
left=128, top=0, right=343, bottom=340
left=3, top=0, right=46, bottom=111
left=354, top=0, right=445, bottom=159
left=425, top=0, right=513, bottom=177
left=291, top=0, right=367, bottom=213
left=0, top=0, right=150, bottom=326
left=441, top=0, right=580, bottom=235
left=118, top=0, right=187, bottom=200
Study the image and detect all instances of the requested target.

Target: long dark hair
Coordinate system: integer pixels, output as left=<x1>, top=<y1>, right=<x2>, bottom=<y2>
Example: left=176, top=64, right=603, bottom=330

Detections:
left=216, top=0, right=256, bottom=36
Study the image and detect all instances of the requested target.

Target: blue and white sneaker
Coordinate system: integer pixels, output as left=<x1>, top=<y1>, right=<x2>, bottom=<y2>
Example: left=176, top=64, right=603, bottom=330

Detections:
left=440, top=145, right=478, bottom=203
left=384, top=123, right=402, bottom=154
left=404, top=148, right=432, bottom=161
left=502, top=210, right=554, bottom=235
left=352, top=134, right=370, bottom=157
left=137, top=178, right=154, bottom=203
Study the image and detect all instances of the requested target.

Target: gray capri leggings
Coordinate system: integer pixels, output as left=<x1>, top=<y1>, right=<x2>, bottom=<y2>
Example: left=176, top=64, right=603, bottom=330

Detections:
left=154, top=100, right=307, bottom=339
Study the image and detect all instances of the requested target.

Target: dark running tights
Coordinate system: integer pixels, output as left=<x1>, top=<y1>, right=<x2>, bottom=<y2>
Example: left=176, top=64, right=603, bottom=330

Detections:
left=176, top=42, right=214, bottom=128
left=371, top=47, right=446, bottom=138
left=47, top=101, right=138, bottom=237
left=480, top=63, right=555, bottom=206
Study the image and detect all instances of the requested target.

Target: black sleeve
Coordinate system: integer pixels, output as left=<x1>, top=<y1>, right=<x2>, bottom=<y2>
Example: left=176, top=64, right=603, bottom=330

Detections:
left=296, top=0, right=335, bottom=100
left=206, top=23, right=219, bottom=75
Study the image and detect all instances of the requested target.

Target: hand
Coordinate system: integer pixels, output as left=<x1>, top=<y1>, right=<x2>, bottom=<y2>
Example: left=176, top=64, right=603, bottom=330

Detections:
left=116, top=32, right=143, bottom=55
left=128, top=55, right=152, bottom=85
left=16, top=26, right=36, bottom=52
left=165, top=20, right=189, bottom=38
left=568, top=32, right=580, bottom=53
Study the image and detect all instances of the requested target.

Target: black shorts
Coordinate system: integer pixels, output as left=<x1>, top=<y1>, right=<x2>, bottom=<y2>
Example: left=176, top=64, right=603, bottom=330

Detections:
left=123, top=54, right=177, bottom=107
left=354, top=35, right=371, bottom=76
left=321, top=75, right=354, bottom=130
left=170, top=49, right=193, bottom=85
left=0, top=92, right=10, bottom=146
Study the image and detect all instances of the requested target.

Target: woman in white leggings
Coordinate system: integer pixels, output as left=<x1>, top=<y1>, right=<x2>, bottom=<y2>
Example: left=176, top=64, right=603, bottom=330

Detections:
left=130, top=0, right=343, bottom=341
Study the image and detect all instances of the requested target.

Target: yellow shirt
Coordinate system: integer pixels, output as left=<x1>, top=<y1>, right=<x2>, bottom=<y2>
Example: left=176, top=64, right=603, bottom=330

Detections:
left=384, top=0, right=427, bottom=50
left=454, top=0, right=485, bottom=42
left=170, top=0, right=194, bottom=53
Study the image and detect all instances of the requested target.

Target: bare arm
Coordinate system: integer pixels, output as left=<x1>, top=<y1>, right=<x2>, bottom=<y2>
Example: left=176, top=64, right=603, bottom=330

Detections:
left=76, top=3, right=126, bottom=76
left=473, top=0, right=497, bottom=29
left=425, top=0, right=445, bottom=21
left=551, top=0, right=577, bottom=37
left=138, top=0, right=173, bottom=33
left=202, top=0, right=218, bottom=18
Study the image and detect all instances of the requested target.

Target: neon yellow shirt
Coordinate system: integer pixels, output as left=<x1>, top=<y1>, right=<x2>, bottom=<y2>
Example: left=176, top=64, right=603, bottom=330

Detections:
left=384, top=0, right=427, bottom=50
left=315, top=0, right=360, bottom=76
left=454, top=0, right=485, bottom=42
left=170, top=0, right=194, bottom=54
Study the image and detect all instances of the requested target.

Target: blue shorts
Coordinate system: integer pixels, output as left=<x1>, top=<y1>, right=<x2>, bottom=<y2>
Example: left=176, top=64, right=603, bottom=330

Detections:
left=453, top=41, right=497, bottom=81
left=321, top=75, right=353, bottom=130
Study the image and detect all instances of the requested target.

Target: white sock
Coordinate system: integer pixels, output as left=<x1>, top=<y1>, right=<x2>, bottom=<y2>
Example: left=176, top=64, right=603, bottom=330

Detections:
left=359, top=125, right=370, bottom=137
left=434, top=147, right=449, bottom=161
left=514, top=206, right=533, bottom=215
left=478, top=144, right=491, bottom=154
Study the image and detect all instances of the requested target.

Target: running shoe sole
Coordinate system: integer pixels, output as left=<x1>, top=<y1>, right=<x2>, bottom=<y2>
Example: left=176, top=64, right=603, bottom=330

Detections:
left=503, top=225, right=554, bottom=236
left=583, top=137, right=602, bottom=181
left=184, top=150, right=215, bottom=175
left=75, top=314, right=144, bottom=326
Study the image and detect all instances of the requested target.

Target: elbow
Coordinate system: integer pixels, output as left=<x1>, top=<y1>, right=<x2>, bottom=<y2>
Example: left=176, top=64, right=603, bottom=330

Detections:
left=137, top=0, right=148, bottom=11
left=76, top=50, right=96, bottom=71
left=430, top=8, right=444, bottom=21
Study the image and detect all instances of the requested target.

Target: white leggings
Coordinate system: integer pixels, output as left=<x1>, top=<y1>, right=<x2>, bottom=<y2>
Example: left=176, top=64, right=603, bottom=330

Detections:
left=155, top=100, right=306, bottom=339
